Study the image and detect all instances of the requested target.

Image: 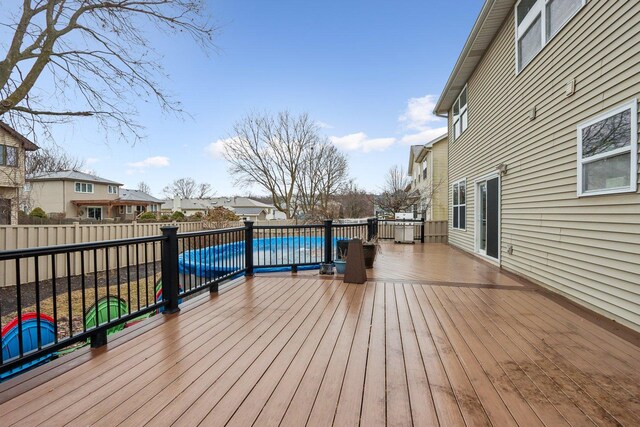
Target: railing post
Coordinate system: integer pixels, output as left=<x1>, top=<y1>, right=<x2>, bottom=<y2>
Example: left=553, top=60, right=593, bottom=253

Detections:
left=367, top=218, right=375, bottom=241
left=90, top=329, right=107, bottom=348
left=420, top=219, right=425, bottom=244
left=244, top=221, right=254, bottom=276
left=324, top=219, right=333, bottom=264
left=161, top=225, right=180, bottom=314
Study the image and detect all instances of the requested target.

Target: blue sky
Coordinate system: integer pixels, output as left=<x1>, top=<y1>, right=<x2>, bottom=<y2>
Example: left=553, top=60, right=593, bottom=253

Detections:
left=47, top=0, right=483, bottom=198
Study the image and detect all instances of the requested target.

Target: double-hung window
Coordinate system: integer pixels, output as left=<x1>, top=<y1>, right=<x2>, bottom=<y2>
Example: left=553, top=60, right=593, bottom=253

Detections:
left=108, top=185, right=118, bottom=194
left=577, top=100, right=638, bottom=196
left=452, top=179, right=466, bottom=230
left=75, top=182, right=93, bottom=193
left=516, top=0, right=585, bottom=72
left=422, top=160, right=428, bottom=180
left=0, top=145, right=18, bottom=167
left=453, top=86, right=468, bottom=140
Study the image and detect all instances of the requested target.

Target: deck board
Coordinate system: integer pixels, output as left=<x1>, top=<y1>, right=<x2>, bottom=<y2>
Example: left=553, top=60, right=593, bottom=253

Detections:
left=1, top=243, right=639, bottom=426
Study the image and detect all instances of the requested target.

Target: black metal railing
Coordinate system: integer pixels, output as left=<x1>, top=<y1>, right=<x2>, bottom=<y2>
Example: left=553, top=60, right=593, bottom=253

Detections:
left=0, top=218, right=382, bottom=378
left=177, top=226, right=247, bottom=296
left=0, top=234, right=167, bottom=377
left=377, top=219, right=425, bottom=243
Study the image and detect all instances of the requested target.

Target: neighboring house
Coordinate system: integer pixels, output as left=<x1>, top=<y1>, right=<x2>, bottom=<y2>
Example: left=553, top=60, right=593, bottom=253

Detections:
left=117, top=188, right=163, bottom=221
left=434, top=1, right=640, bottom=331
left=26, top=170, right=160, bottom=220
left=407, top=134, right=448, bottom=220
left=162, top=196, right=285, bottom=221
left=0, top=122, right=39, bottom=224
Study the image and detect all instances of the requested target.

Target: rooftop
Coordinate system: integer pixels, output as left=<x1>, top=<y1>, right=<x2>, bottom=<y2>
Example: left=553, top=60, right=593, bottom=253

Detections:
left=119, top=188, right=162, bottom=204
left=162, top=196, right=275, bottom=211
left=2, top=243, right=638, bottom=425
left=27, top=170, right=123, bottom=186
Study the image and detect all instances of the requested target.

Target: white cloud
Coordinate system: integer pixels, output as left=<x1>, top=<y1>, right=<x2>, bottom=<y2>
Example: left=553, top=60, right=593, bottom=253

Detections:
left=205, top=138, right=232, bottom=160
left=127, top=156, right=170, bottom=169
left=398, top=94, right=447, bottom=145
left=399, top=94, right=441, bottom=130
left=330, top=132, right=396, bottom=153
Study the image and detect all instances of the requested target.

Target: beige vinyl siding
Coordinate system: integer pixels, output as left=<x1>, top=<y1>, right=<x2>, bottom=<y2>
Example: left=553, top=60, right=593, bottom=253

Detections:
left=448, top=0, right=640, bottom=331
left=0, top=128, right=25, bottom=188
left=431, top=139, right=449, bottom=221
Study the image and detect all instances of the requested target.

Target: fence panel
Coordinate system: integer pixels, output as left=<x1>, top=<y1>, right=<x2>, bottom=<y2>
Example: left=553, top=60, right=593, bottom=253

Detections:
left=0, top=222, right=203, bottom=287
left=424, top=220, right=448, bottom=243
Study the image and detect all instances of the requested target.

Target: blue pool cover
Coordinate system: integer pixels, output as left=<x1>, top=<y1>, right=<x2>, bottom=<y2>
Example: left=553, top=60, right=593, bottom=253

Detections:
left=179, top=236, right=336, bottom=278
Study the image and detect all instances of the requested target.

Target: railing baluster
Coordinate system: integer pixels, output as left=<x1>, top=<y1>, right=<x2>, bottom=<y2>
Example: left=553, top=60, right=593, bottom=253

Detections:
left=35, top=257, right=41, bottom=350
left=105, top=249, right=111, bottom=323
left=68, top=253, right=74, bottom=338
left=80, top=250, right=86, bottom=332
left=16, top=260, right=23, bottom=358
left=51, top=254, right=58, bottom=342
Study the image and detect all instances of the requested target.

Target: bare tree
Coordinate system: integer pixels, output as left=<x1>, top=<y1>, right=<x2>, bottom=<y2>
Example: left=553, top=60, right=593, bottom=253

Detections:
left=297, top=142, right=348, bottom=218
left=377, top=165, right=421, bottom=215
left=0, top=1, right=215, bottom=141
left=225, top=111, right=320, bottom=219
left=196, top=182, right=213, bottom=198
left=163, top=178, right=197, bottom=199
left=25, top=143, right=83, bottom=175
left=136, top=181, right=152, bottom=195
left=337, top=181, right=374, bottom=219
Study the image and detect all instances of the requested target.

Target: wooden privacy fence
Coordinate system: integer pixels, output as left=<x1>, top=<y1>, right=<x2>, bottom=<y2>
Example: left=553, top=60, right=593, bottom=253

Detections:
left=377, top=220, right=448, bottom=243
left=423, top=220, right=448, bottom=243
left=0, top=221, right=203, bottom=287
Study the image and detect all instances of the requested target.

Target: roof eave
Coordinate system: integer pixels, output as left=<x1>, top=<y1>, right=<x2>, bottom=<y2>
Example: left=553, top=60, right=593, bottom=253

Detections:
left=434, top=0, right=515, bottom=115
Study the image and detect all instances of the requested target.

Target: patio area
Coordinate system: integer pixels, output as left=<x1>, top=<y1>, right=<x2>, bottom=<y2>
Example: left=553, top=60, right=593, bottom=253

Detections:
left=1, top=243, right=639, bottom=426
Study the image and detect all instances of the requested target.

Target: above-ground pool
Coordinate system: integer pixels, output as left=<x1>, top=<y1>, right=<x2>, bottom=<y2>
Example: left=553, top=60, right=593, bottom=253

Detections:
left=179, top=236, right=335, bottom=278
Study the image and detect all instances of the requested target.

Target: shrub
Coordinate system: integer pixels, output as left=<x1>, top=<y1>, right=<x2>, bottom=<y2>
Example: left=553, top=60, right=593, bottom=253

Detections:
left=29, top=207, right=47, bottom=218
left=160, top=214, right=171, bottom=221
left=171, top=211, right=185, bottom=221
left=138, top=212, right=157, bottom=221
left=205, top=207, right=239, bottom=222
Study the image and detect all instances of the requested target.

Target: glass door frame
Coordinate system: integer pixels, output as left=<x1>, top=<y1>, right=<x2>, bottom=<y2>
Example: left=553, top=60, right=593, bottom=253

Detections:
left=474, top=172, right=501, bottom=262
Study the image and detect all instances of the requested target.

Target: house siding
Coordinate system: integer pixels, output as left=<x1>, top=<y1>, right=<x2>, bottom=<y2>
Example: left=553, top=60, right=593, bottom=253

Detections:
left=431, top=139, right=449, bottom=221
left=0, top=127, right=28, bottom=224
left=448, top=1, right=640, bottom=331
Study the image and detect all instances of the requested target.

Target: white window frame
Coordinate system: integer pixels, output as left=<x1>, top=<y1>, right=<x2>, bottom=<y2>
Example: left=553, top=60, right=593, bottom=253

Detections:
left=74, top=182, right=94, bottom=193
left=452, top=178, right=467, bottom=230
left=108, top=185, right=118, bottom=194
left=452, top=85, right=468, bottom=140
left=126, top=205, right=133, bottom=214
left=577, top=99, right=638, bottom=197
left=515, top=0, right=586, bottom=74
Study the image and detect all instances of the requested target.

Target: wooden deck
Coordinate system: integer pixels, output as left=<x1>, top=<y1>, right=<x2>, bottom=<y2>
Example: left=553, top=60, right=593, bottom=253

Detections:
left=1, top=243, right=640, bottom=426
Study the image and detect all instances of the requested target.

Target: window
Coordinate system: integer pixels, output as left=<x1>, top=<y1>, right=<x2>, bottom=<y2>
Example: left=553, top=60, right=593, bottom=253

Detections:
left=150, top=204, right=158, bottom=212
left=87, top=207, right=102, bottom=220
left=0, top=145, right=18, bottom=167
left=74, top=182, right=94, bottom=193
left=108, top=185, right=118, bottom=194
left=422, top=160, right=428, bottom=180
left=453, top=86, right=468, bottom=140
left=126, top=205, right=133, bottom=214
left=452, top=179, right=466, bottom=230
left=577, top=100, right=638, bottom=196
left=516, top=0, right=585, bottom=72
